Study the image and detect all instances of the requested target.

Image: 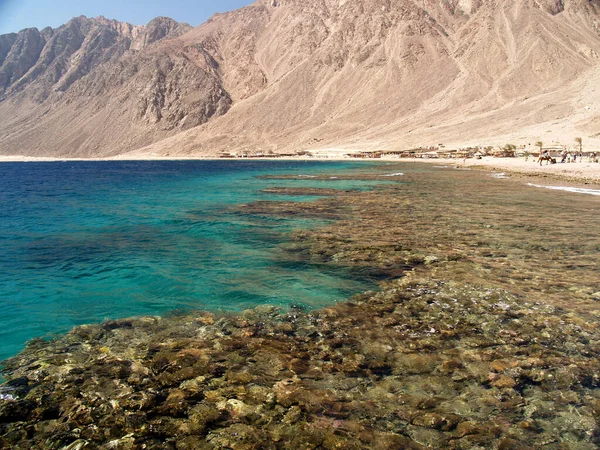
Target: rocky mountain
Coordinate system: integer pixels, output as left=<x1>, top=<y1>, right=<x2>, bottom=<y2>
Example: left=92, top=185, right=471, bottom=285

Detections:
left=1, top=0, right=600, bottom=157
left=0, top=16, right=229, bottom=156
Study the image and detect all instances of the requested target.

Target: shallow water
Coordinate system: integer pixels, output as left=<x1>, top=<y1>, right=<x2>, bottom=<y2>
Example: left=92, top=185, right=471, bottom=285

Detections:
left=317, top=164, right=600, bottom=313
left=0, top=160, right=382, bottom=361
left=2, top=161, right=600, bottom=449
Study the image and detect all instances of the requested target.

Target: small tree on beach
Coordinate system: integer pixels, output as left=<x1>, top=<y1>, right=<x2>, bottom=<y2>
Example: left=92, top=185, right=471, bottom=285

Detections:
left=502, top=144, right=517, bottom=157
left=535, top=141, right=543, bottom=154
left=575, top=137, right=582, bottom=153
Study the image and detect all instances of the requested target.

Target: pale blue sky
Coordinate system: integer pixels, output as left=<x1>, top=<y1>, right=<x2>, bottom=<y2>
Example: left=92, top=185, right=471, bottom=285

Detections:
left=0, top=0, right=254, bottom=34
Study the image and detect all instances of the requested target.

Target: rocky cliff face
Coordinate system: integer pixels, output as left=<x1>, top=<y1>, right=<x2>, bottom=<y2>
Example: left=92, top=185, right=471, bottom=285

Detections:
left=137, top=0, right=600, bottom=157
left=1, top=0, right=600, bottom=157
left=0, top=16, right=231, bottom=156
left=0, top=17, right=190, bottom=98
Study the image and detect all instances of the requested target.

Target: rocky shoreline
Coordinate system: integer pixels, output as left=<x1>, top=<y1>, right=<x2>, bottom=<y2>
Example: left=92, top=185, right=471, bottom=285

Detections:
left=2, top=277, right=599, bottom=449
left=2, top=164, right=600, bottom=449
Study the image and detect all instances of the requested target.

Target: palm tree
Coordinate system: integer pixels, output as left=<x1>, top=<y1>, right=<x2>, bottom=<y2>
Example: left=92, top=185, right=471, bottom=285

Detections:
left=502, top=143, right=516, bottom=157
left=575, top=137, right=582, bottom=154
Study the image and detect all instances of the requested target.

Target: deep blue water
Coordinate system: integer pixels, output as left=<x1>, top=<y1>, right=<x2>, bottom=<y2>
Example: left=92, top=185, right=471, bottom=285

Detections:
left=0, top=160, right=380, bottom=361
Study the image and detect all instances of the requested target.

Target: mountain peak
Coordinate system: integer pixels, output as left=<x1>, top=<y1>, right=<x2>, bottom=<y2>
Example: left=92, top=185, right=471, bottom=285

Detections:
left=1, top=0, right=600, bottom=157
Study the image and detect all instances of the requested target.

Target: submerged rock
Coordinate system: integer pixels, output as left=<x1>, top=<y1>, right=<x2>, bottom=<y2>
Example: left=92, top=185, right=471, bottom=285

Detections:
left=1, top=278, right=600, bottom=448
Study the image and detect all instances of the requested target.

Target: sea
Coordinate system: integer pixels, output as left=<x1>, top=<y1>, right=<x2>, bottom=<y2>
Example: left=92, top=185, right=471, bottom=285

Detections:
left=3, top=159, right=600, bottom=447
left=0, top=160, right=382, bottom=361
left=2, top=159, right=600, bottom=363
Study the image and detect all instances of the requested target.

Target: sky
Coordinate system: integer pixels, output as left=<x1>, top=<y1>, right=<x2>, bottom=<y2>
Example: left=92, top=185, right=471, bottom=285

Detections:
left=0, top=0, right=254, bottom=35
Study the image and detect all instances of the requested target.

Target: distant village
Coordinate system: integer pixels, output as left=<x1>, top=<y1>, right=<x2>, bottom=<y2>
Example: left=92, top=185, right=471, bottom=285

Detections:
left=343, top=142, right=597, bottom=162
left=219, top=142, right=599, bottom=162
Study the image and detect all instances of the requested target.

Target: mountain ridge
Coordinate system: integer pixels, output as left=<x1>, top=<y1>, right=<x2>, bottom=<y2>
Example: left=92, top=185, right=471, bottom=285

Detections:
left=1, top=0, right=600, bottom=157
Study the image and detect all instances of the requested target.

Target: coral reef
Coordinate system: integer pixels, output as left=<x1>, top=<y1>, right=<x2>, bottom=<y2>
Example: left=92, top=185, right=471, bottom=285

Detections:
left=1, top=279, right=599, bottom=449
left=2, top=164, right=600, bottom=448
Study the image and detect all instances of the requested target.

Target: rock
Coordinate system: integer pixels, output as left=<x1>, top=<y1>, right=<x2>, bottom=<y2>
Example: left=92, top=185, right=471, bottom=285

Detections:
left=456, top=421, right=482, bottom=437
left=2, top=273, right=600, bottom=448
left=490, top=359, right=519, bottom=372
left=439, top=359, right=464, bottom=373
left=424, top=256, right=440, bottom=265
left=411, top=413, right=460, bottom=431
left=225, top=399, right=257, bottom=419
left=188, top=404, right=222, bottom=434
left=283, top=406, right=302, bottom=425
left=491, top=375, right=517, bottom=389
left=61, top=440, right=89, bottom=450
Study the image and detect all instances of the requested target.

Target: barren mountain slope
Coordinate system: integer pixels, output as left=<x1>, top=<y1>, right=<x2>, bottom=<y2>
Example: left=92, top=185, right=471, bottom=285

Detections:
left=1, top=0, right=600, bottom=157
left=136, top=0, right=600, bottom=157
left=0, top=16, right=231, bottom=157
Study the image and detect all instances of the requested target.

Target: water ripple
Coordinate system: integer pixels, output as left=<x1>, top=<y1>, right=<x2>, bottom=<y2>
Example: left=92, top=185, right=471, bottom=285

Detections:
left=527, top=183, right=600, bottom=196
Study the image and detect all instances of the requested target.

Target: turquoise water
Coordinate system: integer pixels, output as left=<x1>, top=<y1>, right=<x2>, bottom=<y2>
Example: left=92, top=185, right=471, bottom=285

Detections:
left=0, top=160, right=379, bottom=361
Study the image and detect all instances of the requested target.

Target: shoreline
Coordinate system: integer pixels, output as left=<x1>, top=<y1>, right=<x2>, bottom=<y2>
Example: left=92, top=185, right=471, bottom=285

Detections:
left=417, top=156, right=600, bottom=185
left=2, top=153, right=599, bottom=185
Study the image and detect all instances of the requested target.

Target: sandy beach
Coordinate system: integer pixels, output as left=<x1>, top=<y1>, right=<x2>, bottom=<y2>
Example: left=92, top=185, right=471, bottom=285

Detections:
left=417, top=155, right=600, bottom=184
